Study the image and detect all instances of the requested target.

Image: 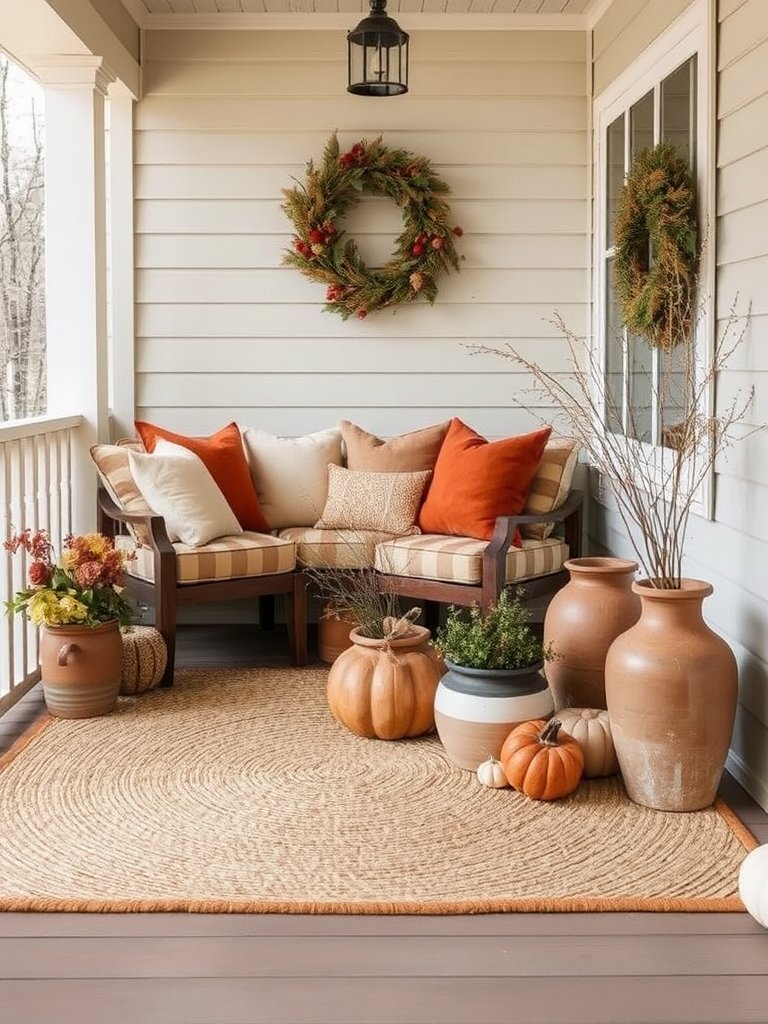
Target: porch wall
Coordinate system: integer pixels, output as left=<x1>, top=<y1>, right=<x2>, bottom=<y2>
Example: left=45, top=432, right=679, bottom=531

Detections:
left=591, top=0, right=768, bottom=810
left=135, top=28, right=589, bottom=442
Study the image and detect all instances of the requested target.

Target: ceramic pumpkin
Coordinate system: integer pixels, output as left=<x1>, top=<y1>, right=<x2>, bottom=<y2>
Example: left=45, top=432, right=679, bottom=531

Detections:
left=739, top=844, right=768, bottom=928
left=500, top=718, right=584, bottom=800
left=555, top=707, right=618, bottom=778
left=327, top=625, right=444, bottom=740
left=476, top=756, right=509, bottom=789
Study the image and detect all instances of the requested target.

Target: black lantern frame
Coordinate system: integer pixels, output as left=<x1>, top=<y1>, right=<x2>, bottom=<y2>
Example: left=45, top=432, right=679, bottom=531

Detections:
left=347, top=0, right=409, bottom=97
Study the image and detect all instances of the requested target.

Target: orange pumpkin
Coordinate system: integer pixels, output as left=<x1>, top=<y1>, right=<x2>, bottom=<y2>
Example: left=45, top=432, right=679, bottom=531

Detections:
left=327, top=625, right=444, bottom=740
left=500, top=718, right=584, bottom=800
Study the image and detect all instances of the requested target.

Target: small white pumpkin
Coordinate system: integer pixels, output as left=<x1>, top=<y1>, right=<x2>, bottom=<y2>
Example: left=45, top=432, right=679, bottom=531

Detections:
left=739, top=844, right=768, bottom=928
left=477, top=756, right=509, bottom=789
left=555, top=708, right=618, bottom=778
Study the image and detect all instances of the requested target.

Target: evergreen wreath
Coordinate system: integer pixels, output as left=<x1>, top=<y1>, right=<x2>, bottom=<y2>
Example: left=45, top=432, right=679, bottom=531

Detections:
left=613, top=141, right=699, bottom=350
left=281, top=134, right=462, bottom=320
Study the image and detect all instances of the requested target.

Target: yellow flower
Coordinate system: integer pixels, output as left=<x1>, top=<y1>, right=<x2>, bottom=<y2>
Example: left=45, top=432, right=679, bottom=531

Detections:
left=58, top=595, right=88, bottom=623
left=27, top=591, right=62, bottom=626
left=80, top=533, right=110, bottom=558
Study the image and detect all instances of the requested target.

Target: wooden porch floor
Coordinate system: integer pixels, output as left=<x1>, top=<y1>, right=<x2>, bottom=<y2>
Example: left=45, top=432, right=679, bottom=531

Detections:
left=1, top=624, right=767, bottom=1024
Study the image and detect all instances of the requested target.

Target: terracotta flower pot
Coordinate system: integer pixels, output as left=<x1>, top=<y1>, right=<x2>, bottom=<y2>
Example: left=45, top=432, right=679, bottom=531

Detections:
left=543, top=556, right=641, bottom=710
left=327, top=624, right=444, bottom=739
left=605, top=579, right=738, bottom=812
left=317, top=604, right=358, bottom=665
left=434, top=660, right=554, bottom=771
left=40, top=620, right=123, bottom=718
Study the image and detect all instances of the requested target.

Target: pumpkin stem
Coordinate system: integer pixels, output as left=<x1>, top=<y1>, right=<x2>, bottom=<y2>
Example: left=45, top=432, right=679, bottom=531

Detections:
left=539, top=719, right=563, bottom=745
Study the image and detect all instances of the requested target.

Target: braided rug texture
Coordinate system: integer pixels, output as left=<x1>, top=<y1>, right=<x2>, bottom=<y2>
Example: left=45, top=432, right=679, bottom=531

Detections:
left=0, top=668, right=755, bottom=913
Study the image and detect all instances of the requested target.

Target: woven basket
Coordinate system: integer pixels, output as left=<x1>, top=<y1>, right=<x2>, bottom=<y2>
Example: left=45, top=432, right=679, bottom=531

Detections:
left=120, top=626, right=167, bottom=695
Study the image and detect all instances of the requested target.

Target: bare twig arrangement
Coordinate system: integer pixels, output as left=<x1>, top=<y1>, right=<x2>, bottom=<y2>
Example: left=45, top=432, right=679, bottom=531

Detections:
left=471, top=300, right=755, bottom=588
left=305, top=562, right=413, bottom=640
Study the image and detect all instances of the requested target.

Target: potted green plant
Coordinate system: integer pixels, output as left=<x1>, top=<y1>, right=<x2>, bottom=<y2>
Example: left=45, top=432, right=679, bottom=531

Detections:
left=432, top=590, right=555, bottom=771
left=5, top=529, right=134, bottom=718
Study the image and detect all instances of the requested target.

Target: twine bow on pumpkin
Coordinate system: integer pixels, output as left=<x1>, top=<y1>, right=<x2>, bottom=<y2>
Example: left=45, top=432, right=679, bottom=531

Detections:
left=380, top=608, right=422, bottom=660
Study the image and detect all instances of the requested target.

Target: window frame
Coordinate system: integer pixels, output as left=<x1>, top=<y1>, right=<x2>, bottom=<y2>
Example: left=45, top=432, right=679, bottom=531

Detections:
left=591, top=0, right=715, bottom=517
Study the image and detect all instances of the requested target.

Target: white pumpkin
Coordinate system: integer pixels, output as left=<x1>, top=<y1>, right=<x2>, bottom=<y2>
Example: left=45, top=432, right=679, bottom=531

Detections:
left=739, top=844, right=768, bottom=928
left=477, top=756, right=509, bottom=789
left=555, top=708, right=618, bottom=778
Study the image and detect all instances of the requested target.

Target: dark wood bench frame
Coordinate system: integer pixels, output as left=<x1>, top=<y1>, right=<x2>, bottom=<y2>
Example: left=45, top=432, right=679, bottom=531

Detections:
left=98, top=488, right=307, bottom=686
left=377, top=489, right=584, bottom=631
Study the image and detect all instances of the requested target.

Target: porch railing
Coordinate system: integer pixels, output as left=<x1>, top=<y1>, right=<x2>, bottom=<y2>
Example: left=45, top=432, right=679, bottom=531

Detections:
left=0, top=414, right=82, bottom=715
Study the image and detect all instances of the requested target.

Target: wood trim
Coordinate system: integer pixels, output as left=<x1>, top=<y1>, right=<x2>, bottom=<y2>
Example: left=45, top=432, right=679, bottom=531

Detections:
left=141, top=13, right=589, bottom=31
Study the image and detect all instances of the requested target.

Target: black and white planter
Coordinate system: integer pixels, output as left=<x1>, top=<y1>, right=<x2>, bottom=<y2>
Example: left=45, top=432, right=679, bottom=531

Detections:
left=434, top=660, right=554, bottom=771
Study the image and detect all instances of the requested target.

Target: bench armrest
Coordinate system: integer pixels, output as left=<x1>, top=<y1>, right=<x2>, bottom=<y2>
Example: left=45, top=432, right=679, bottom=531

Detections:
left=97, top=486, right=175, bottom=555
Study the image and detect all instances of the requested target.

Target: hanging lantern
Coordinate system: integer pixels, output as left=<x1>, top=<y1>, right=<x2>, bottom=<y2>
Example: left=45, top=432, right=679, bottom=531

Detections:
left=347, top=0, right=409, bottom=97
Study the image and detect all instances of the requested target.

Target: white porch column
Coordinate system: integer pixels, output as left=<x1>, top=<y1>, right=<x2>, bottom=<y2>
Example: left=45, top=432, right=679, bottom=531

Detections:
left=38, top=57, right=115, bottom=534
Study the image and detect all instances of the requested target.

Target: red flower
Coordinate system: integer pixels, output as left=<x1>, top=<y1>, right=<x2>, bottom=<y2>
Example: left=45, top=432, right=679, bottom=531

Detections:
left=356, top=309, right=367, bottom=319
left=326, top=284, right=343, bottom=302
left=453, top=226, right=464, bottom=237
left=411, top=243, right=424, bottom=257
left=309, top=227, right=325, bottom=245
left=28, top=561, right=53, bottom=588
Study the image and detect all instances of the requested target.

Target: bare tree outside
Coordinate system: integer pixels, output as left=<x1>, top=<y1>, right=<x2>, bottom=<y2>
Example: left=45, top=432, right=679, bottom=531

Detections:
left=0, top=55, right=45, bottom=421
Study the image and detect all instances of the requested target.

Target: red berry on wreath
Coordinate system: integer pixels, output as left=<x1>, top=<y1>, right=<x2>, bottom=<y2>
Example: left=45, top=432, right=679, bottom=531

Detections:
left=411, top=243, right=424, bottom=257
left=453, top=225, right=464, bottom=237
left=351, top=143, right=364, bottom=156
left=356, top=308, right=367, bottom=319
left=417, top=234, right=427, bottom=245
left=309, top=227, right=325, bottom=244
left=431, top=237, right=444, bottom=251
left=322, top=222, right=336, bottom=236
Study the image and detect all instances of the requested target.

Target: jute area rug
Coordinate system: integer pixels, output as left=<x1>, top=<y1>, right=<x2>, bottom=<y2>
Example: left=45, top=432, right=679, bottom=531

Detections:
left=0, top=668, right=756, bottom=914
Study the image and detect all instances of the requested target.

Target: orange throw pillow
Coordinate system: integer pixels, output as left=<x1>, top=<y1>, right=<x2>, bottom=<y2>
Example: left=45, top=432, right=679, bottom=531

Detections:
left=417, top=419, right=552, bottom=543
left=134, top=421, right=269, bottom=532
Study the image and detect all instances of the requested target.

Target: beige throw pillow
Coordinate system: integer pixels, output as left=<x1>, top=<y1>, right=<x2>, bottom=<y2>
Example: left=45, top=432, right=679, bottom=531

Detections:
left=340, top=420, right=450, bottom=473
left=128, top=440, right=243, bottom=548
left=315, top=465, right=431, bottom=536
left=521, top=438, right=579, bottom=541
left=241, top=427, right=343, bottom=529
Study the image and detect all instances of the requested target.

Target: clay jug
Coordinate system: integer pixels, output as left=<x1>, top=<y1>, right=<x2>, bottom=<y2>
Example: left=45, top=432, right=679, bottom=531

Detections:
left=40, top=620, right=123, bottom=718
left=327, top=624, right=444, bottom=739
left=605, top=579, right=738, bottom=812
left=544, top=557, right=640, bottom=710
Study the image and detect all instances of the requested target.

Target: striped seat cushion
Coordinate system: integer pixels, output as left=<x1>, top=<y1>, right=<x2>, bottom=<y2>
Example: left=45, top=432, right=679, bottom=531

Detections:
left=277, top=527, right=400, bottom=570
left=521, top=438, right=579, bottom=541
left=374, top=534, right=567, bottom=586
left=118, top=532, right=295, bottom=585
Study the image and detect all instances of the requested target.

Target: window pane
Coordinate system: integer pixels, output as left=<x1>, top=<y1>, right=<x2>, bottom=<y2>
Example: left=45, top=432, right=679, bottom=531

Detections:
left=605, top=259, right=624, bottom=434
left=627, top=335, right=653, bottom=443
left=660, top=344, right=690, bottom=451
left=630, top=90, right=654, bottom=160
left=0, top=56, right=46, bottom=422
left=662, top=56, right=696, bottom=167
left=606, top=114, right=624, bottom=248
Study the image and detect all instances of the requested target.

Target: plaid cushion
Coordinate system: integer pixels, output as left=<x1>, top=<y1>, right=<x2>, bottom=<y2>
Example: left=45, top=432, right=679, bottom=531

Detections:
left=522, top=438, right=579, bottom=540
left=278, top=527, right=400, bottom=570
left=117, top=532, right=295, bottom=585
left=374, top=534, right=567, bottom=586
left=91, top=444, right=153, bottom=544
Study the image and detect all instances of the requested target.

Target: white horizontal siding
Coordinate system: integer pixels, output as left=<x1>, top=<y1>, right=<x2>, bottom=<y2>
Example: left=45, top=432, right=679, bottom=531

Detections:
left=588, top=0, right=768, bottom=810
left=136, top=27, right=589, bottom=442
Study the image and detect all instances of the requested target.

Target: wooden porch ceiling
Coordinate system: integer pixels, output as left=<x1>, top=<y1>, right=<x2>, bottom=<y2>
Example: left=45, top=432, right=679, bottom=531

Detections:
left=131, top=0, right=594, bottom=14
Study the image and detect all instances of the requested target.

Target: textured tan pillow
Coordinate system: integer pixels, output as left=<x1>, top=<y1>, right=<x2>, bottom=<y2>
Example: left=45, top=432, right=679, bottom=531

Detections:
left=90, top=444, right=153, bottom=545
left=340, top=420, right=450, bottom=473
left=315, top=465, right=431, bottom=536
left=521, top=438, right=579, bottom=541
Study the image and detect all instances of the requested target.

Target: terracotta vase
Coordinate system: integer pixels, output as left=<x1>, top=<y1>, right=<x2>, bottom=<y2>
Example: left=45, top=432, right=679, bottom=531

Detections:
left=327, top=624, right=444, bottom=739
left=40, top=620, right=123, bottom=718
left=317, top=604, right=358, bottom=665
left=434, top=660, right=553, bottom=771
left=605, top=579, right=738, bottom=812
left=544, top=556, right=641, bottom=710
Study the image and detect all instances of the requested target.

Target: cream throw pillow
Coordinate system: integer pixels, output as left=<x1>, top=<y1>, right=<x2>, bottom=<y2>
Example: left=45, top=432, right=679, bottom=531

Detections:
left=315, top=465, right=431, bottom=536
left=241, top=426, right=343, bottom=529
left=128, top=440, right=243, bottom=548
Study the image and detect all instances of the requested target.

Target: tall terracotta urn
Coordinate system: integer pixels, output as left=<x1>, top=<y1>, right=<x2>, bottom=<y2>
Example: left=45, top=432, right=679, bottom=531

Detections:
left=327, top=624, right=445, bottom=739
left=40, top=620, right=123, bottom=718
left=544, top=557, right=640, bottom=710
left=605, top=579, right=738, bottom=812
